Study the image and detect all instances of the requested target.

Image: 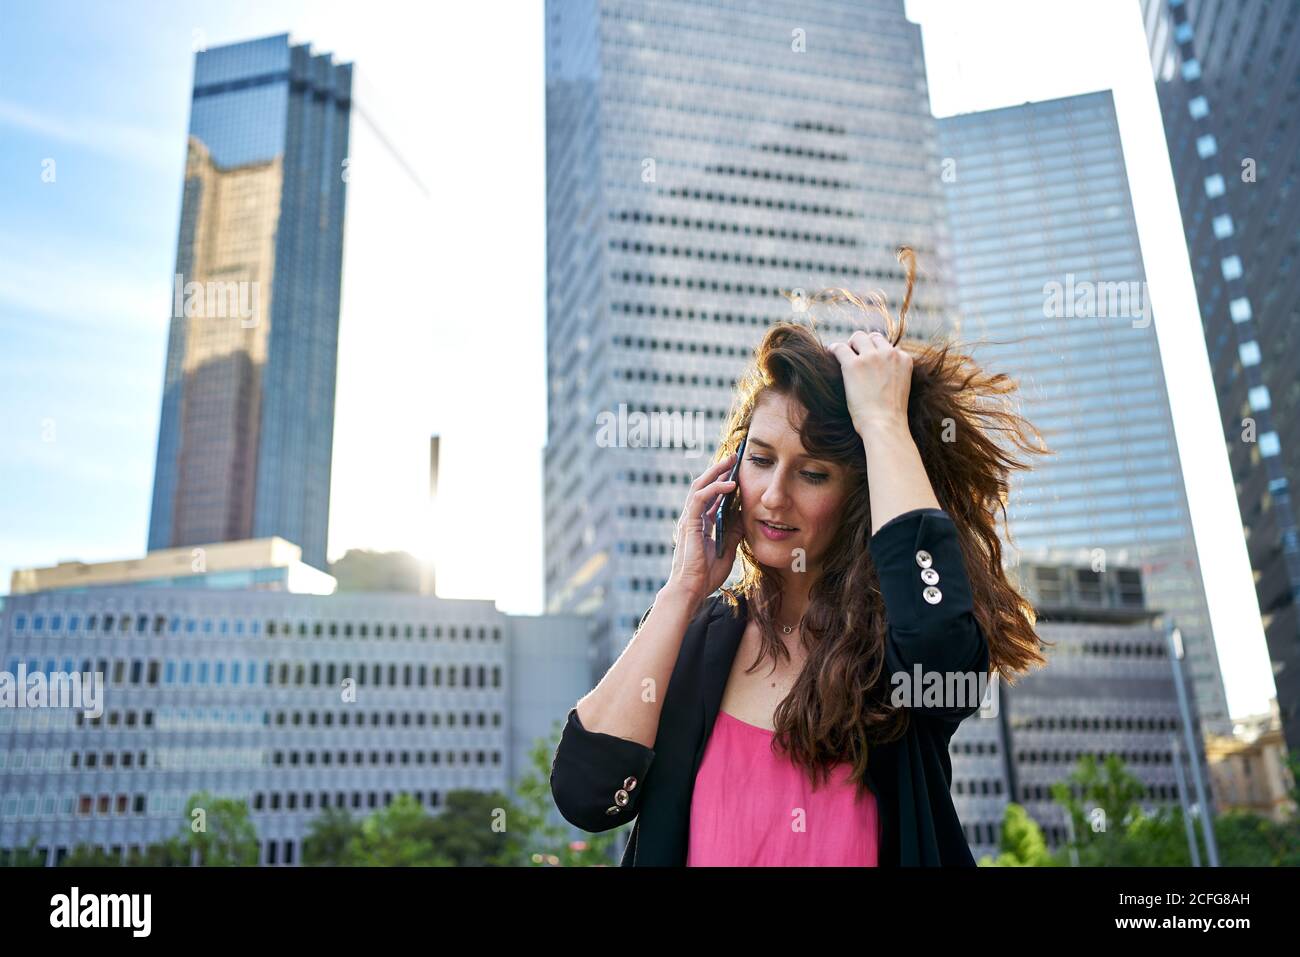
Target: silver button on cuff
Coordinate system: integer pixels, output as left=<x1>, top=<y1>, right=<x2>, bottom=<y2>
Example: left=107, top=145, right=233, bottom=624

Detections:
left=606, top=776, right=638, bottom=815
left=921, top=567, right=939, bottom=585
left=923, top=585, right=943, bottom=604
left=915, top=549, right=933, bottom=569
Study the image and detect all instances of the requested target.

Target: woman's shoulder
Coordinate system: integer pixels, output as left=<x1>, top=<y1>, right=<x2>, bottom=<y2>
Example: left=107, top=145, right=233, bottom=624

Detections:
left=638, top=589, right=743, bottom=631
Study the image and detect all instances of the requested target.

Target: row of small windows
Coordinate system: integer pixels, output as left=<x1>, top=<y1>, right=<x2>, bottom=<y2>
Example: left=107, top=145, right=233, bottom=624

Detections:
left=64, top=708, right=503, bottom=732
left=1019, top=782, right=1181, bottom=802
left=1015, top=749, right=1178, bottom=765
left=603, top=118, right=853, bottom=168
left=619, top=542, right=670, bottom=557
left=0, top=788, right=446, bottom=831
left=1011, top=715, right=1180, bottom=732
left=609, top=300, right=931, bottom=333
left=659, top=182, right=863, bottom=219
left=1080, top=641, right=1169, bottom=659
left=614, top=268, right=916, bottom=298
left=614, top=334, right=747, bottom=357
left=953, top=779, right=1004, bottom=796
left=5, top=657, right=502, bottom=690
left=963, top=822, right=1000, bottom=846
left=267, top=748, right=501, bottom=768
left=623, top=470, right=699, bottom=485
left=615, top=401, right=729, bottom=422
left=623, top=578, right=668, bottom=593
left=0, top=746, right=501, bottom=773
left=703, top=161, right=857, bottom=191
left=7, top=612, right=501, bottom=642
left=951, top=740, right=999, bottom=756
left=611, top=238, right=898, bottom=280
left=614, top=208, right=862, bottom=249
left=617, top=367, right=737, bottom=389
left=622, top=504, right=676, bottom=520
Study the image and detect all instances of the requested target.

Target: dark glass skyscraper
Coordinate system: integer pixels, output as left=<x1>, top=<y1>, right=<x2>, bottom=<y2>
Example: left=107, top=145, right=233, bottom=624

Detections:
left=149, top=34, right=351, bottom=571
left=1141, top=0, right=1300, bottom=752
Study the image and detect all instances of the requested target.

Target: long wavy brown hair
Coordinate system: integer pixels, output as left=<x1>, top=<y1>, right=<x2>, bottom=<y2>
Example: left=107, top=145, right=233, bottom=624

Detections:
left=715, top=246, right=1051, bottom=799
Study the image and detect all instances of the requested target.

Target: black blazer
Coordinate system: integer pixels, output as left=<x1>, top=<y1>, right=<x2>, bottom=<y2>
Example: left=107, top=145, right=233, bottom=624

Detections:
left=550, top=507, right=991, bottom=866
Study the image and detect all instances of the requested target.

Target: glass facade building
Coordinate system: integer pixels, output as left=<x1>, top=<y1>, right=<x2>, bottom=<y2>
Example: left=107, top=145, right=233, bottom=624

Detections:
left=149, top=35, right=352, bottom=572
left=938, top=91, right=1231, bottom=736
left=544, top=0, right=953, bottom=669
left=1141, top=0, right=1300, bottom=754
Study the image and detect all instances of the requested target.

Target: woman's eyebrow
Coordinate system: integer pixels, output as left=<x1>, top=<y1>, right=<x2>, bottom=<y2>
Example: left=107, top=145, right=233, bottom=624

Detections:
left=747, top=437, right=827, bottom=463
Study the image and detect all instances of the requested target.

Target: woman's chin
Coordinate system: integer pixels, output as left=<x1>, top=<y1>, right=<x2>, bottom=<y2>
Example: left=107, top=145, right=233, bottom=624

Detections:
left=748, top=538, right=797, bottom=569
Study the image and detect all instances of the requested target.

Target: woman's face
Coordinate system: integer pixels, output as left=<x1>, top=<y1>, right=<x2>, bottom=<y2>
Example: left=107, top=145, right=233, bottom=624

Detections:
left=739, top=393, right=852, bottom=580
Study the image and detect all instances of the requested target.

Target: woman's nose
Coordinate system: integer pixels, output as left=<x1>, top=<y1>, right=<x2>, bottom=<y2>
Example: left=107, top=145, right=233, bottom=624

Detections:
left=760, top=471, right=792, bottom=509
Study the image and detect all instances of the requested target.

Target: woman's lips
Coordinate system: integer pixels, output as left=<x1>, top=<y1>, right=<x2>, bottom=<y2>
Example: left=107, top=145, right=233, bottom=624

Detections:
left=758, top=520, right=798, bottom=541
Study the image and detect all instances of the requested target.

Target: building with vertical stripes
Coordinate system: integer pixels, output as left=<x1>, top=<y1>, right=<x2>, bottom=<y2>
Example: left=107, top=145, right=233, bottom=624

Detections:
left=1141, top=0, right=1300, bottom=754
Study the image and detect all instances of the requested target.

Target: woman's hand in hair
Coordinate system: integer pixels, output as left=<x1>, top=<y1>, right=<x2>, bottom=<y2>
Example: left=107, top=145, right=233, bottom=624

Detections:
left=665, top=452, right=746, bottom=603
left=827, top=330, right=913, bottom=436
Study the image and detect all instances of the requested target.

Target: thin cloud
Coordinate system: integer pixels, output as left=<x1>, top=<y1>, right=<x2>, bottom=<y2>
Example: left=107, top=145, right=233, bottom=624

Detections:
left=0, top=97, right=176, bottom=169
left=0, top=232, right=169, bottom=331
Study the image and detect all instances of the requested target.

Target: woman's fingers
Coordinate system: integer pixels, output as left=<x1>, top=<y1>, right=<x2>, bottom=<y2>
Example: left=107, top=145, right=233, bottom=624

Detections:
left=703, top=482, right=733, bottom=522
left=848, top=329, right=888, bottom=354
left=692, top=476, right=736, bottom=521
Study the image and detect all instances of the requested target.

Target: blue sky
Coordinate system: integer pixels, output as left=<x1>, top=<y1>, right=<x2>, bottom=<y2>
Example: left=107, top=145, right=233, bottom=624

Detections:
left=0, top=0, right=549, bottom=612
left=0, top=0, right=1277, bottom=721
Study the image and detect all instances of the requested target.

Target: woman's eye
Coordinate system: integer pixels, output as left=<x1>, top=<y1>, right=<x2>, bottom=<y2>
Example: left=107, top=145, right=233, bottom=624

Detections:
left=748, top=456, right=827, bottom=484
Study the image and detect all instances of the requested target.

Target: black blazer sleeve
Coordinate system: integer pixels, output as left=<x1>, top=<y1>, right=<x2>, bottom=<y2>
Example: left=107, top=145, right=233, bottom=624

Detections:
left=549, top=603, right=657, bottom=832
left=868, top=507, right=990, bottom=723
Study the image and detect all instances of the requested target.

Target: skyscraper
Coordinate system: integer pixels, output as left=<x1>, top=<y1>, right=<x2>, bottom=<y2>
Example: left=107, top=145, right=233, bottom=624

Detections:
left=149, top=35, right=351, bottom=571
left=544, top=0, right=953, bottom=668
left=938, top=91, right=1231, bottom=736
left=1140, top=0, right=1300, bottom=753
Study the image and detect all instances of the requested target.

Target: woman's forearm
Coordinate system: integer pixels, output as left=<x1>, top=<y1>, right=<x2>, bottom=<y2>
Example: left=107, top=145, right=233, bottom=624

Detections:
left=574, top=584, right=703, bottom=750
left=859, top=417, right=942, bottom=536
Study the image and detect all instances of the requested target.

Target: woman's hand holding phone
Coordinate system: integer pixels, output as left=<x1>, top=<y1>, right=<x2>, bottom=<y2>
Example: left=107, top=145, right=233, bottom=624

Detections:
left=664, top=451, right=746, bottom=604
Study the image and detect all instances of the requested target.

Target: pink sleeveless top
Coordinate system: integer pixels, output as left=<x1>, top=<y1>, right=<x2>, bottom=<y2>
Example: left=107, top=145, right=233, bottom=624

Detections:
left=687, top=710, right=880, bottom=866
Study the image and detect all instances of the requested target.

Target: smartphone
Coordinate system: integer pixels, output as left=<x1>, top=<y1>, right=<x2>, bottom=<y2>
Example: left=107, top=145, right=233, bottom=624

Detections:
left=714, top=434, right=747, bottom=558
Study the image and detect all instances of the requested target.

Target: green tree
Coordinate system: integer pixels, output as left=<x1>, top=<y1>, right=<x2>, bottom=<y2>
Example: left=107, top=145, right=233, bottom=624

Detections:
left=62, top=843, right=125, bottom=866
left=121, top=791, right=258, bottom=866
left=426, top=790, right=524, bottom=866
left=979, top=803, right=1058, bottom=867
left=178, top=791, right=259, bottom=865
left=302, top=806, right=364, bottom=866
left=1050, top=753, right=1154, bottom=865
left=1, top=836, right=46, bottom=866
left=1214, top=808, right=1300, bottom=866
left=126, top=838, right=190, bottom=867
left=343, top=793, right=449, bottom=866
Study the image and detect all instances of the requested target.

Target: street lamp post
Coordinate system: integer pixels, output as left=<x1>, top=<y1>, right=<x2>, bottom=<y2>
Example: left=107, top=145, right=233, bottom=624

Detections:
left=1165, top=620, right=1220, bottom=866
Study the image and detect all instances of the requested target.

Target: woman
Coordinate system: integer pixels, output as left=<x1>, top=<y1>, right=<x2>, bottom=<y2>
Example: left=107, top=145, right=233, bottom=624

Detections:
left=550, top=248, right=1048, bottom=866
